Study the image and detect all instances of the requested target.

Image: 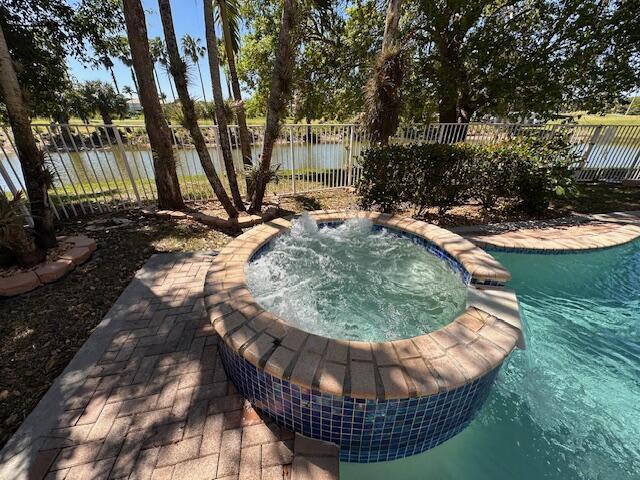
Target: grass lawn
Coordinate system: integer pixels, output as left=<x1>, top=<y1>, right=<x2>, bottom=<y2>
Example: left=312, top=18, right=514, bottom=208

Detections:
left=552, top=113, right=640, bottom=125
left=1, top=184, right=639, bottom=448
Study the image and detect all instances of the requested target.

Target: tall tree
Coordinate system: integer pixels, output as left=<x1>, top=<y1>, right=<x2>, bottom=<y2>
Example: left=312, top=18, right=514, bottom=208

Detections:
left=203, top=0, right=246, bottom=210
left=117, top=36, right=140, bottom=96
left=77, top=80, right=128, bottom=125
left=216, top=0, right=254, bottom=187
left=152, top=38, right=177, bottom=102
left=181, top=35, right=208, bottom=104
left=0, top=23, right=56, bottom=250
left=363, top=0, right=403, bottom=144
left=149, top=37, right=170, bottom=103
left=250, top=0, right=298, bottom=212
left=122, top=0, right=185, bottom=210
left=157, top=0, right=242, bottom=217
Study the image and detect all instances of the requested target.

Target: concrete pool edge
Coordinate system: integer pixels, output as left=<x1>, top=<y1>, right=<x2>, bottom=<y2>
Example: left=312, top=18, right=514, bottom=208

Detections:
left=456, top=210, right=640, bottom=253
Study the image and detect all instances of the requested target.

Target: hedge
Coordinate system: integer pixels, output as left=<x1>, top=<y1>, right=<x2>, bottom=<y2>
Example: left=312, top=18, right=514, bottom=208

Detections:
left=357, top=135, right=578, bottom=215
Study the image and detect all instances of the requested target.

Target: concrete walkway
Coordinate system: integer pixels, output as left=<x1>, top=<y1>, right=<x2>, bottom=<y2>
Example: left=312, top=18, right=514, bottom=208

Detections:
left=0, top=253, right=338, bottom=480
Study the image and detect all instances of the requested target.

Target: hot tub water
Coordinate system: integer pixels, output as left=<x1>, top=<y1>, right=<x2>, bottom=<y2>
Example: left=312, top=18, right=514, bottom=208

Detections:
left=245, top=214, right=467, bottom=341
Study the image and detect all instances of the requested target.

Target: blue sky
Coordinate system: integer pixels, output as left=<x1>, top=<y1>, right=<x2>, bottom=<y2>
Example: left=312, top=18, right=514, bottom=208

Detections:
left=67, top=0, right=236, bottom=100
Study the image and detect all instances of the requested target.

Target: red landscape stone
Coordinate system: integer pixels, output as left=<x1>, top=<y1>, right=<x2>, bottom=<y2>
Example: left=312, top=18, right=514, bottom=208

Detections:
left=0, top=271, right=41, bottom=296
left=34, top=259, right=74, bottom=283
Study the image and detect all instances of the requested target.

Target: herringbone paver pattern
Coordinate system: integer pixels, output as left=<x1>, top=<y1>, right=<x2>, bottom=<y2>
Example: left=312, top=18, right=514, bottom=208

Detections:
left=2, top=253, right=295, bottom=480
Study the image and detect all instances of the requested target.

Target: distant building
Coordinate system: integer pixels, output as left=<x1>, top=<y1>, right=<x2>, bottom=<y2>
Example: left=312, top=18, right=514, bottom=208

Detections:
left=126, top=97, right=142, bottom=113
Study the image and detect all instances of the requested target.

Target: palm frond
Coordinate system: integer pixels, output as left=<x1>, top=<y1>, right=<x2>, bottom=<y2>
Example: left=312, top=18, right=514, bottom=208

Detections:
left=217, top=0, right=241, bottom=54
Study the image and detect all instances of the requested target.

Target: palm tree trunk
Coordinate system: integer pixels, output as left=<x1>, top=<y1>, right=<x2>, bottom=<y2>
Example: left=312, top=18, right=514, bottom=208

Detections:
left=0, top=24, right=56, bottom=250
left=195, top=60, right=207, bottom=103
left=109, top=66, right=120, bottom=94
left=130, top=67, right=140, bottom=96
left=219, top=0, right=254, bottom=193
left=153, top=66, right=166, bottom=104
left=364, top=0, right=403, bottom=146
left=250, top=0, right=297, bottom=212
left=122, top=0, right=185, bottom=210
left=202, top=0, right=246, bottom=211
left=158, top=0, right=240, bottom=218
left=0, top=194, right=45, bottom=267
left=165, top=70, right=177, bottom=102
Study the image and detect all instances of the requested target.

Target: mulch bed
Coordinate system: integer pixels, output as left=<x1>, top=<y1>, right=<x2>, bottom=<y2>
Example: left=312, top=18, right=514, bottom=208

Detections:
left=1, top=183, right=639, bottom=448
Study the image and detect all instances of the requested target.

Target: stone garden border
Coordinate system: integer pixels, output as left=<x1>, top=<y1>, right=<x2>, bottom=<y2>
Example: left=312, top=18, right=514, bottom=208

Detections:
left=0, top=236, right=96, bottom=297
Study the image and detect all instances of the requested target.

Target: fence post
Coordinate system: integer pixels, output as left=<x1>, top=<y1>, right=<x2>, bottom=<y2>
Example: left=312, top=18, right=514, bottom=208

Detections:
left=113, top=126, right=142, bottom=208
left=347, top=125, right=354, bottom=187
left=289, top=127, right=296, bottom=194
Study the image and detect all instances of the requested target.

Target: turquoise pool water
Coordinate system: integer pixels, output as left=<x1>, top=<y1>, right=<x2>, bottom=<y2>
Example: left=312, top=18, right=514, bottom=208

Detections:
left=344, top=240, right=640, bottom=479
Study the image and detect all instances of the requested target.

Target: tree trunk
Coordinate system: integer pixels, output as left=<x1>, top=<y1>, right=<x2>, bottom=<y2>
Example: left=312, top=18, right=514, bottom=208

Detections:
left=109, top=66, right=120, bottom=94
left=165, top=70, right=177, bottom=102
left=159, top=0, right=240, bottom=218
left=0, top=194, right=45, bottom=267
left=382, top=0, right=402, bottom=43
left=195, top=61, right=207, bottom=103
left=100, top=109, right=114, bottom=126
left=219, top=0, right=254, bottom=194
left=153, top=67, right=166, bottom=104
left=250, top=0, right=297, bottom=212
left=203, top=0, right=244, bottom=211
left=0, top=24, right=56, bottom=250
left=122, top=0, right=185, bottom=210
left=363, top=0, right=403, bottom=146
left=130, top=67, right=140, bottom=96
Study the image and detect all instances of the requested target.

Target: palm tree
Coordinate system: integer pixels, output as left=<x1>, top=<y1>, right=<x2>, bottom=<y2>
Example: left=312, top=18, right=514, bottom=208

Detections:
left=157, top=0, right=242, bottom=218
left=181, top=35, right=208, bottom=104
left=363, top=0, right=403, bottom=145
left=149, top=37, right=168, bottom=104
left=100, top=56, right=121, bottom=94
left=117, top=36, right=140, bottom=96
left=0, top=23, right=56, bottom=252
left=216, top=0, right=254, bottom=189
left=151, top=37, right=177, bottom=102
left=122, top=0, right=185, bottom=210
left=123, top=85, right=134, bottom=99
left=78, top=81, right=128, bottom=126
left=250, top=0, right=298, bottom=212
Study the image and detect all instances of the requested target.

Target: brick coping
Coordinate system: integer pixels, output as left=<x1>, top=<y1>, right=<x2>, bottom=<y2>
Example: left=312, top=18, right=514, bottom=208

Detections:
left=0, top=235, right=96, bottom=297
left=457, top=210, right=640, bottom=253
left=205, top=210, right=524, bottom=401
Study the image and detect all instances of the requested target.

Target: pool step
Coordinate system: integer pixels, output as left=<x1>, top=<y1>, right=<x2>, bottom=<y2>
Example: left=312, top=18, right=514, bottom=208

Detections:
left=292, top=434, right=340, bottom=480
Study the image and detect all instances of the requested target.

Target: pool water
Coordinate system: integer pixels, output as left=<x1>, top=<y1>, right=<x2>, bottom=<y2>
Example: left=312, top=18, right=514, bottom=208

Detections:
left=245, top=215, right=467, bottom=341
left=343, top=240, right=640, bottom=479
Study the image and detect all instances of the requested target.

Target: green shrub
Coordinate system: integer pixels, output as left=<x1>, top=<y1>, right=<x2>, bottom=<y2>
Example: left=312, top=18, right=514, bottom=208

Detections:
left=468, top=143, right=520, bottom=210
left=508, top=135, right=578, bottom=213
left=358, top=143, right=474, bottom=216
left=357, top=134, right=578, bottom=216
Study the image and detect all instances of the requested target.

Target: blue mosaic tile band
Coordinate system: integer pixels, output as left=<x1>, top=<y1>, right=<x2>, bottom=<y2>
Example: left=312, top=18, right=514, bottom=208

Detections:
left=219, top=341, right=502, bottom=463
left=251, top=220, right=483, bottom=286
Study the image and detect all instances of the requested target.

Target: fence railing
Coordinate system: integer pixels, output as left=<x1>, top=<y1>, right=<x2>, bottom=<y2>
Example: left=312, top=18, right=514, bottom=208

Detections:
left=1, top=122, right=639, bottom=219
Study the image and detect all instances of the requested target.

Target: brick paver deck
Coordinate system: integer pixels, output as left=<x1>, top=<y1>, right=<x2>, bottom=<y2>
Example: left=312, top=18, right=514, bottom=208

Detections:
left=0, top=253, right=338, bottom=480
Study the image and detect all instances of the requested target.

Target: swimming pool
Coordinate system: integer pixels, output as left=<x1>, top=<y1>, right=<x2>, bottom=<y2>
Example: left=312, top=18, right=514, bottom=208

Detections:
left=343, top=239, right=640, bottom=479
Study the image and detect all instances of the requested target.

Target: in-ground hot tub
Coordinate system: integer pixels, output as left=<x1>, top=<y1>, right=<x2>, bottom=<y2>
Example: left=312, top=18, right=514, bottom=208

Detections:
left=204, top=210, right=525, bottom=462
